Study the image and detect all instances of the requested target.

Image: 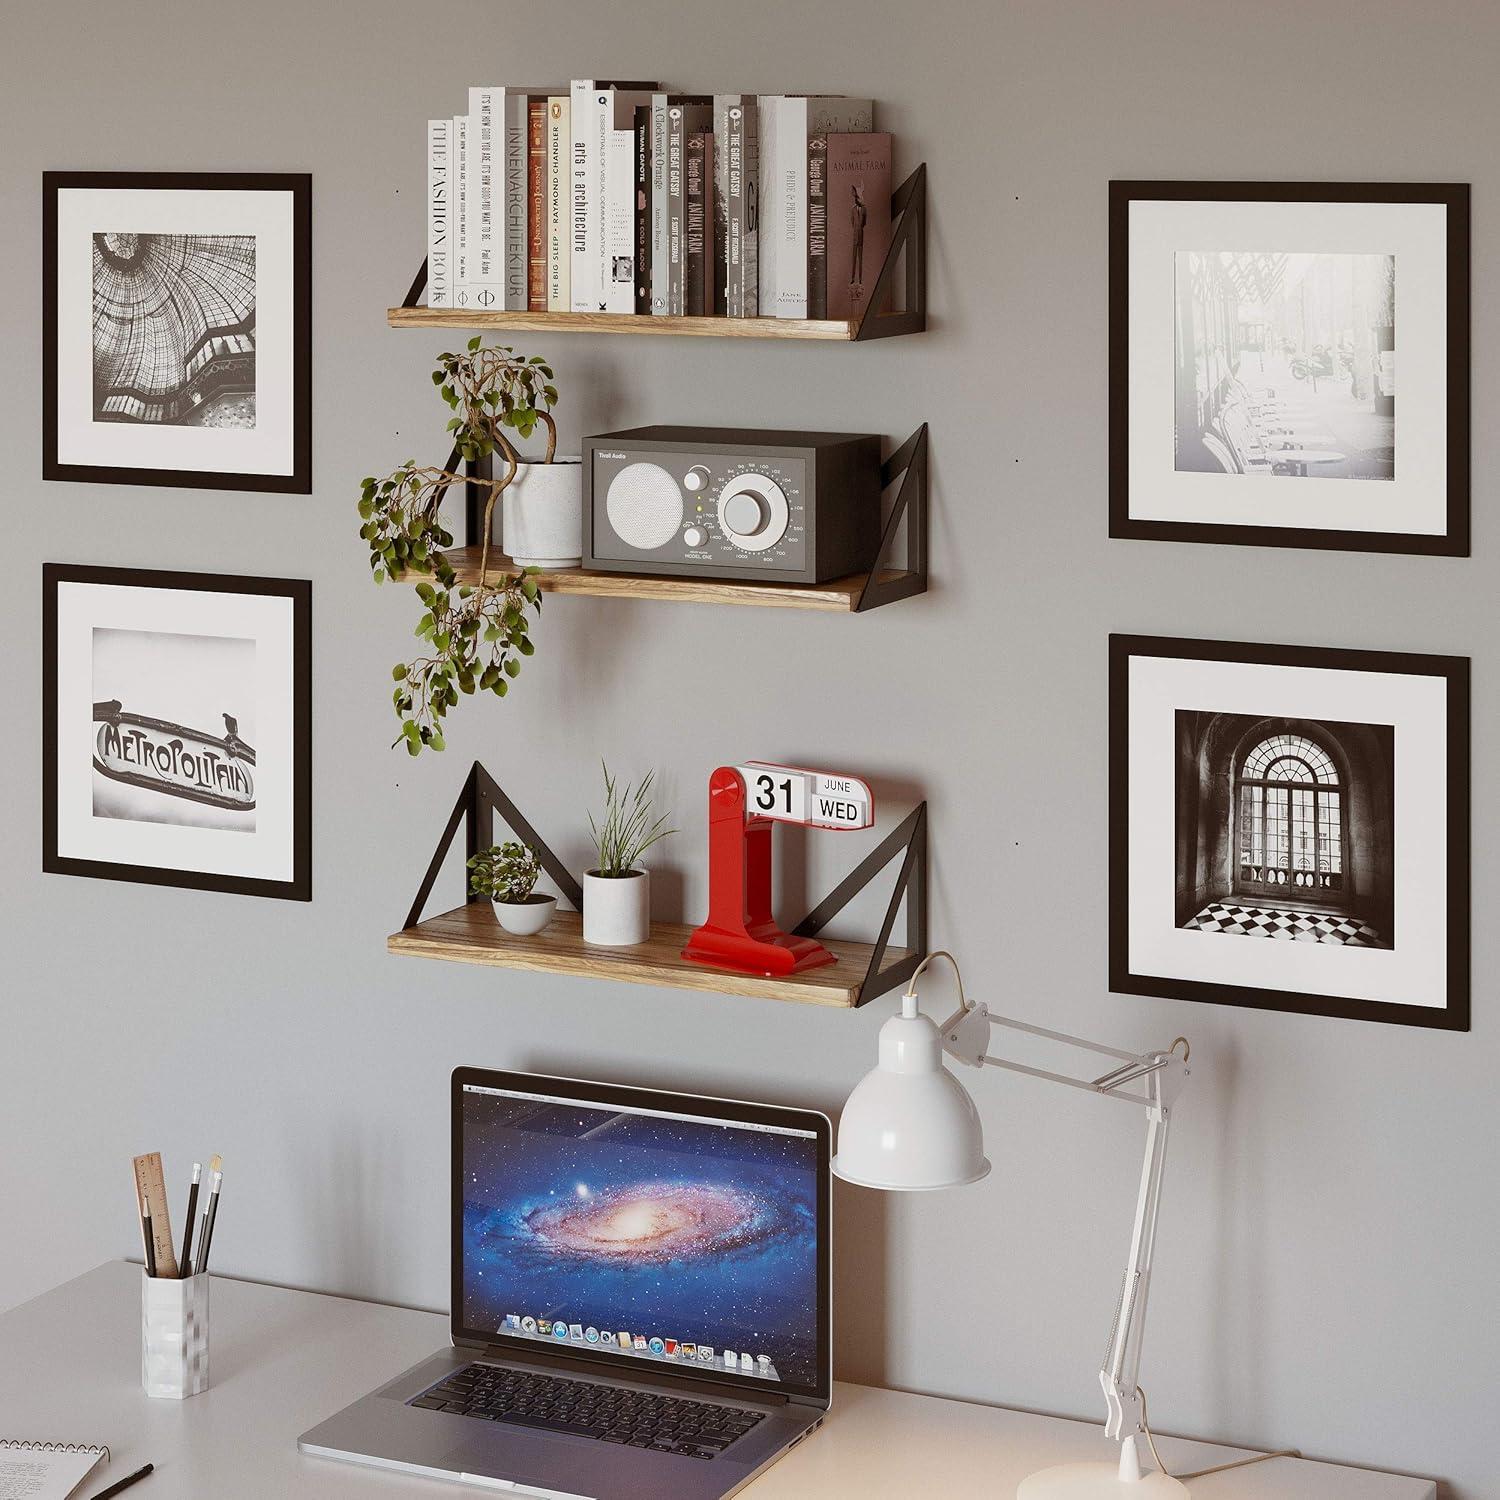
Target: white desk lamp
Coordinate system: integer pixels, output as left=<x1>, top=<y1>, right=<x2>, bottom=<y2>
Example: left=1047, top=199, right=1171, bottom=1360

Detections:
left=833, top=951, right=1194, bottom=1499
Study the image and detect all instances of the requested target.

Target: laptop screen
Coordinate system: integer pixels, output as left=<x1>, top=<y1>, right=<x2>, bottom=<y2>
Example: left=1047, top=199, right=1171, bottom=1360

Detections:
left=453, top=1071, right=831, bottom=1401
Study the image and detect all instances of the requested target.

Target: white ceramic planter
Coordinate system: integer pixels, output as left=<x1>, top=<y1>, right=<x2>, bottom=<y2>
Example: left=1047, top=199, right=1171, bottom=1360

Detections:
left=583, top=869, right=650, bottom=946
left=493, top=893, right=556, bottom=936
left=501, top=457, right=583, bottom=568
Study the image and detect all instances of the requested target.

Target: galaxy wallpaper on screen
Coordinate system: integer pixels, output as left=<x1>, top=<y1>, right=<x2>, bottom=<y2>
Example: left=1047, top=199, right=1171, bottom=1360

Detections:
left=461, top=1089, right=821, bottom=1388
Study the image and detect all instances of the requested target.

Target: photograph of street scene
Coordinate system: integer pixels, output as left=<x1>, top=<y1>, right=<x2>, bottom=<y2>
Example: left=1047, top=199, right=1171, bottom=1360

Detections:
left=1174, top=251, right=1395, bottom=481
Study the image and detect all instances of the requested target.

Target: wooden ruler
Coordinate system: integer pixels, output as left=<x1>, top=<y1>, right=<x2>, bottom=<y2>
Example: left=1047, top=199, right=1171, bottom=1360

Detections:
left=131, top=1152, right=179, bottom=1278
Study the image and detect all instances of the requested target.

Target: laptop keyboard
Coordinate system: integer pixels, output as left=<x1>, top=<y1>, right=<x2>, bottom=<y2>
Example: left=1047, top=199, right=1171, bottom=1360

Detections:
left=410, top=1362, right=767, bottom=1460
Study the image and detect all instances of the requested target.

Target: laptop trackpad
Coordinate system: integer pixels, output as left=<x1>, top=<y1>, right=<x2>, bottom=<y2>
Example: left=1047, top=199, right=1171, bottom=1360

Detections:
left=442, top=1443, right=595, bottom=1499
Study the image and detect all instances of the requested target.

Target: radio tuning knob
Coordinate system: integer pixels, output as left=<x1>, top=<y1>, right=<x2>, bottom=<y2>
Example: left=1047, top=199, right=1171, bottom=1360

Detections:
left=683, top=526, right=706, bottom=548
left=683, top=464, right=711, bottom=493
left=722, top=491, right=770, bottom=537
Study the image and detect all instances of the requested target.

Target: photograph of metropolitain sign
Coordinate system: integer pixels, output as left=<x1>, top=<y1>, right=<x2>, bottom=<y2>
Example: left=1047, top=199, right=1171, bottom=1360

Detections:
left=43, top=564, right=310, bottom=900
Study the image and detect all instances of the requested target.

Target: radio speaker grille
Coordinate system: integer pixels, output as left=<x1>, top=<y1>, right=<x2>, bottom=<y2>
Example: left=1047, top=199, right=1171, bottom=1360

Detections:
left=604, top=463, right=684, bottom=551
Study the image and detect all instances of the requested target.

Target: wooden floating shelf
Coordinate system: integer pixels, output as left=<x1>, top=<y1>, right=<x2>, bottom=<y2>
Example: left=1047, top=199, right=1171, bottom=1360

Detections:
left=426, top=548, right=914, bottom=612
left=389, top=905, right=911, bottom=1008
left=388, top=307, right=866, bottom=341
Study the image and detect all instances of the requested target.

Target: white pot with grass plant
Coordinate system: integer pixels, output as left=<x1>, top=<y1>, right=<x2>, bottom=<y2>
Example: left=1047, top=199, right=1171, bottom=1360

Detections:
left=468, top=841, right=556, bottom=936
left=583, top=764, right=676, bottom=947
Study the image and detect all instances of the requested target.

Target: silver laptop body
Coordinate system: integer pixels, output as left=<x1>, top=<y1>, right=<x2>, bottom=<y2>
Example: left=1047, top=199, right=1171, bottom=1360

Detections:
left=299, top=1067, right=832, bottom=1499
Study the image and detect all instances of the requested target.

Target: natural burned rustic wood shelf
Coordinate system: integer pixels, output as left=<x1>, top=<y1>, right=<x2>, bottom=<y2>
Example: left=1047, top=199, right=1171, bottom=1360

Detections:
left=426, top=549, right=917, bottom=612
left=391, top=165, right=926, bottom=343
left=388, top=307, right=868, bottom=340
left=388, top=905, right=911, bottom=1008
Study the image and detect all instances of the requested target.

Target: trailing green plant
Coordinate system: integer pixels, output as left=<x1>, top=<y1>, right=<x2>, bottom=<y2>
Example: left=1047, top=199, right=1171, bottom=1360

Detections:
left=356, top=337, right=560, bottom=754
left=467, top=841, right=543, bottom=903
left=588, top=763, right=677, bottom=877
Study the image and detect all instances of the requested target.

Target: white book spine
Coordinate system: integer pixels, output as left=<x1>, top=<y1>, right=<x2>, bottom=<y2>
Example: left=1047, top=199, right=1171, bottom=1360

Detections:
left=649, top=93, right=670, bottom=313
left=450, top=115, right=468, bottom=291
left=547, top=96, right=570, bottom=311
left=569, top=80, right=597, bottom=312
left=427, top=118, right=452, bottom=308
left=593, top=90, right=614, bottom=310
left=775, top=97, right=808, bottom=318
left=468, top=88, right=501, bottom=289
left=603, top=129, right=635, bottom=313
left=757, top=96, right=781, bottom=318
left=503, top=93, right=529, bottom=310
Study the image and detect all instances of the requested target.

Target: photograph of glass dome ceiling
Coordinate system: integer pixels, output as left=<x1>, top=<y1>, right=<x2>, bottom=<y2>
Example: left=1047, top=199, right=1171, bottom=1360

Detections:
left=91, top=231, right=256, bottom=428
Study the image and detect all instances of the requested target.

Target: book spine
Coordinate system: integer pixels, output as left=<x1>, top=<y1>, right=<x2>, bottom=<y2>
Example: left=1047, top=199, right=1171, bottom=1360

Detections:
left=603, top=129, right=635, bottom=313
left=503, top=94, right=528, bottom=310
left=593, top=90, right=615, bottom=311
left=756, top=96, right=779, bottom=318
left=666, top=105, right=685, bottom=315
left=711, top=96, right=739, bottom=316
left=426, top=118, right=452, bottom=308
left=547, top=96, right=570, bottom=311
left=468, top=89, right=500, bottom=293
left=634, top=105, right=651, bottom=314
left=807, top=134, right=828, bottom=321
left=453, top=115, right=470, bottom=296
left=569, top=80, right=596, bottom=312
left=684, top=131, right=709, bottom=317
left=527, top=99, right=547, bottom=309
left=649, top=94, right=669, bottom=312
left=774, top=97, right=807, bottom=318
left=727, top=103, right=758, bottom=317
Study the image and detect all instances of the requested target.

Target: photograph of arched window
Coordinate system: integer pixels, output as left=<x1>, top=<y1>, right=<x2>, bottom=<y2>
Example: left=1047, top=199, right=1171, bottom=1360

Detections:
left=1110, top=634, right=1469, bottom=1030
left=1174, top=714, right=1394, bottom=950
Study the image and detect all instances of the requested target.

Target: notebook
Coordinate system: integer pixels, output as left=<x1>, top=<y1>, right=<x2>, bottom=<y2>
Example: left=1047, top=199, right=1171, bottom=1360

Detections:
left=0, top=1440, right=109, bottom=1500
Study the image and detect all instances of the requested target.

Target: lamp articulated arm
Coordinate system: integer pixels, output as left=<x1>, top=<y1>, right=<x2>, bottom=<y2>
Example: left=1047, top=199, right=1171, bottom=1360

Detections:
left=909, top=953, right=1192, bottom=1485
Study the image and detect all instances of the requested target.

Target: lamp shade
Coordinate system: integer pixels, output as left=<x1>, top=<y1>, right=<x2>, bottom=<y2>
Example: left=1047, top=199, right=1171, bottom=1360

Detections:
left=832, top=995, right=991, bottom=1191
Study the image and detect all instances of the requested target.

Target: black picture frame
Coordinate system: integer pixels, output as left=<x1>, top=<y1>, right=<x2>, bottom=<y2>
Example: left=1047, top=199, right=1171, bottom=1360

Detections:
left=42, top=171, right=312, bottom=493
left=42, top=563, right=312, bottom=901
left=1109, top=633, right=1469, bottom=1030
left=1108, top=180, right=1470, bottom=556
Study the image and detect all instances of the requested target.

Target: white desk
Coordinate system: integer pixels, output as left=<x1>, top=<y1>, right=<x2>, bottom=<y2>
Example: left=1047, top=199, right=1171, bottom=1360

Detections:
left=0, top=1264, right=1435, bottom=1499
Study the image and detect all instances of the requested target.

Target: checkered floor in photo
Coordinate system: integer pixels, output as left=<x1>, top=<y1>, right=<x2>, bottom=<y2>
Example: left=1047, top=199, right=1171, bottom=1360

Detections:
left=1185, top=902, right=1386, bottom=947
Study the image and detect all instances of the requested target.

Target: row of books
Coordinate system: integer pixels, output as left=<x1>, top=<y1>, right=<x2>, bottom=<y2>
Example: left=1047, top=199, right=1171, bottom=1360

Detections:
left=424, top=84, right=894, bottom=322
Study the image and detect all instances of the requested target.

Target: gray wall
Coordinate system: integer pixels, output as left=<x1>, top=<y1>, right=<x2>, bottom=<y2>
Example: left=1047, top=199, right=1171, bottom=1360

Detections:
left=2, top=2, right=1492, bottom=1495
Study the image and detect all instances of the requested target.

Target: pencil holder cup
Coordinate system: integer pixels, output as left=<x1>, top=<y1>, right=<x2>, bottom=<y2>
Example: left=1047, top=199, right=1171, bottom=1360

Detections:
left=141, top=1269, right=210, bottom=1398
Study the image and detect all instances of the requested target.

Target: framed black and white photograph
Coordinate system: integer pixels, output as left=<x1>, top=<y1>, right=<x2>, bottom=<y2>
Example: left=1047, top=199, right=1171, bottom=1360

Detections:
left=1110, top=634, right=1468, bottom=1029
left=43, top=564, right=311, bottom=900
left=43, top=172, right=311, bottom=492
left=1109, top=181, right=1468, bottom=554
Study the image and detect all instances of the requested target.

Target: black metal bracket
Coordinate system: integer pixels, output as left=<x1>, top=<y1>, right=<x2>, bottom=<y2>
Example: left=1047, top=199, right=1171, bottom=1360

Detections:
left=857, top=423, right=929, bottom=611
left=852, top=163, right=928, bottom=341
left=397, top=161, right=927, bottom=341
left=792, top=802, right=929, bottom=1005
left=403, top=762, right=583, bottom=931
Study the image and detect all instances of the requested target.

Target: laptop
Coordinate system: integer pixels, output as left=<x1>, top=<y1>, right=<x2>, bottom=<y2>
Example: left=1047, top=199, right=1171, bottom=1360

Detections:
left=299, top=1067, right=832, bottom=1498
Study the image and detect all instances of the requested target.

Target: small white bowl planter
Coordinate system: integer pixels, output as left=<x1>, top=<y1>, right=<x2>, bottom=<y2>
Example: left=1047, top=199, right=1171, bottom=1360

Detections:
left=501, top=456, right=583, bottom=568
left=492, top=893, right=557, bottom=936
left=583, top=869, right=650, bottom=946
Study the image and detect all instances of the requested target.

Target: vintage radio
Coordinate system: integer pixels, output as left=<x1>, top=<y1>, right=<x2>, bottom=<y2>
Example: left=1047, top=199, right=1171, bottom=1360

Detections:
left=583, top=427, right=882, bottom=583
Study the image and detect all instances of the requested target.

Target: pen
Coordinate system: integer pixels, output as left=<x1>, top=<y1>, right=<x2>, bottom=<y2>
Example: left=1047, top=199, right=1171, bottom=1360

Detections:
left=140, top=1195, right=157, bottom=1279
left=86, top=1461, right=154, bottom=1499
left=179, top=1162, right=201, bottom=1278
left=195, top=1162, right=222, bottom=1275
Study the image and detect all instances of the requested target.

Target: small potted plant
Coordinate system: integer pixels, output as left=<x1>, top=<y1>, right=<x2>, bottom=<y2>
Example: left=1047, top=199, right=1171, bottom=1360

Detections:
left=583, top=764, right=676, bottom=947
left=357, top=338, right=575, bottom=756
left=468, top=841, right=556, bottom=936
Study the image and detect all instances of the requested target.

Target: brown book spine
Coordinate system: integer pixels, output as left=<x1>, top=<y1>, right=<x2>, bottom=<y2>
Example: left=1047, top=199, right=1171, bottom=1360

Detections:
left=527, top=98, right=547, bottom=309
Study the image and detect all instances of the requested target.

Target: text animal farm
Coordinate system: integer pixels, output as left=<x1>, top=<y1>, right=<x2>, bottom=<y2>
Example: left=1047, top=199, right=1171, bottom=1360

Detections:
left=92, top=700, right=256, bottom=811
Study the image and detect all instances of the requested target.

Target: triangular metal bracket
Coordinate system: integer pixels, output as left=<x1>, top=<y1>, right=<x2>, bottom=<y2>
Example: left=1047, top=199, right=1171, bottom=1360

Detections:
left=857, top=423, right=929, bottom=612
left=402, top=762, right=583, bottom=931
left=853, top=163, right=928, bottom=341
left=792, top=802, right=929, bottom=1005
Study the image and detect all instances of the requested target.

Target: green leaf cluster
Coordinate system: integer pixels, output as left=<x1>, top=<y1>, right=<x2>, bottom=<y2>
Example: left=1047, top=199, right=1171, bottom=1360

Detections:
left=467, top=841, right=542, bottom=902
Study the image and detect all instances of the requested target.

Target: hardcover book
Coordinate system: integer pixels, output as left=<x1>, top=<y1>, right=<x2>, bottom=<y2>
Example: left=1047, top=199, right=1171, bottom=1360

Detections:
left=527, top=98, right=548, bottom=308
left=759, top=96, right=873, bottom=319
left=666, top=100, right=711, bottom=315
left=726, top=101, right=759, bottom=316
left=634, top=104, right=651, bottom=314
left=806, top=134, right=828, bottom=319
left=503, top=92, right=530, bottom=310
left=453, top=114, right=470, bottom=293
left=712, top=95, right=752, bottom=315
left=603, top=127, right=637, bottom=314
left=468, top=88, right=502, bottom=290
left=684, top=131, right=712, bottom=317
left=426, top=118, right=452, bottom=308
left=546, top=95, right=570, bottom=310
left=825, top=132, right=892, bottom=323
